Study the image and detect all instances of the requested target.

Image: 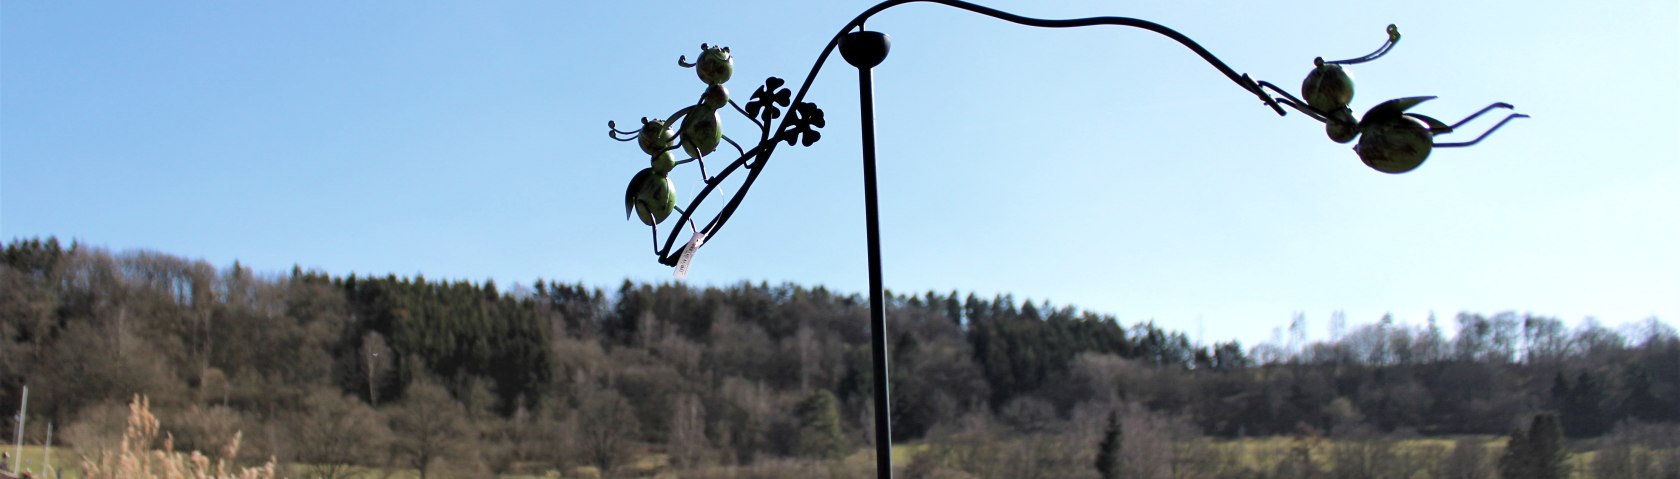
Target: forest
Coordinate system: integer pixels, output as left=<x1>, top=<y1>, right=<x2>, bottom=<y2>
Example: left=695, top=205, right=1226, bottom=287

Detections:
left=3, top=237, right=1677, bottom=478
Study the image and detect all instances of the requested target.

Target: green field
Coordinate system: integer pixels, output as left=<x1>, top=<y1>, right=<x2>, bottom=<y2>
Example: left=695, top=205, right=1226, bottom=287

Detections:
left=3, top=446, right=80, bottom=479
left=6, top=437, right=1658, bottom=479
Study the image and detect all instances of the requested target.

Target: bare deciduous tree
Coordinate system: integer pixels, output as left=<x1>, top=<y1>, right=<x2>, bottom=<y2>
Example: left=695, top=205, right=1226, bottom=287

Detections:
left=668, top=392, right=708, bottom=468
left=385, top=379, right=470, bottom=479
left=360, top=332, right=392, bottom=407
left=1119, top=404, right=1176, bottom=479
left=575, top=388, right=640, bottom=474
left=291, top=388, right=389, bottom=479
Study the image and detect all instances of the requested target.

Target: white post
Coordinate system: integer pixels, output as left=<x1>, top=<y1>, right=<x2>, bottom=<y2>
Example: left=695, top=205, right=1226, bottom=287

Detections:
left=40, top=424, right=50, bottom=478
left=12, top=385, right=25, bottom=475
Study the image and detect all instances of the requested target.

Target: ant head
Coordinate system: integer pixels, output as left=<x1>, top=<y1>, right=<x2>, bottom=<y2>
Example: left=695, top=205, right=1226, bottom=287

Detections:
left=697, top=45, right=734, bottom=85
left=637, top=119, right=676, bottom=156
left=1302, top=62, right=1354, bottom=113
left=1300, top=25, right=1402, bottom=115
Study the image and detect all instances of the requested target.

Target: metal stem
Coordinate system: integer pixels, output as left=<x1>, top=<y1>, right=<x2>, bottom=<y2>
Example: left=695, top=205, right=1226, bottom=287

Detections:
left=12, top=385, right=25, bottom=475
left=844, top=29, right=895, bottom=479
left=860, top=62, right=896, bottom=479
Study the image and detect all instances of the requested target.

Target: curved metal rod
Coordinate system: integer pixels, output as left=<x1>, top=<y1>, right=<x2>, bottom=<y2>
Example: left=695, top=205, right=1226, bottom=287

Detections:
left=692, top=150, right=713, bottom=182
left=782, top=0, right=1286, bottom=120
left=651, top=0, right=1316, bottom=265
left=654, top=145, right=772, bottom=265
left=1435, top=113, right=1530, bottom=148
left=722, top=135, right=747, bottom=159
left=607, top=119, right=648, bottom=140
left=1449, top=102, right=1515, bottom=131
left=1324, top=24, right=1401, bottom=65
left=729, top=99, right=765, bottom=134
left=1257, top=80, right=1329, bottom=123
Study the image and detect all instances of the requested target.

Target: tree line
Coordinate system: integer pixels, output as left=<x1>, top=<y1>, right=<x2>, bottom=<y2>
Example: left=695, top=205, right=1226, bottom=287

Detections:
left=2, top=237, right=1676, bottom=477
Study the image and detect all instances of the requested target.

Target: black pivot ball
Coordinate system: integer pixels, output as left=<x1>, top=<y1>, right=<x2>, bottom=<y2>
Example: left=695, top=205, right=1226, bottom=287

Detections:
left=840, top=31, right=891, bottom=68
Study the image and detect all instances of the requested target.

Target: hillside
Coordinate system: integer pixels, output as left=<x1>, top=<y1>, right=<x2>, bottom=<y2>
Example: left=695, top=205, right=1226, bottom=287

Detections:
left=3, top=237, right=1676, bottom=478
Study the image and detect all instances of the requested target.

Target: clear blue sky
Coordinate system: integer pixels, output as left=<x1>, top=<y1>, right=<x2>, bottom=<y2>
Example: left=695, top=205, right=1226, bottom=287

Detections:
left=4, top=0, right=1676, bottom=345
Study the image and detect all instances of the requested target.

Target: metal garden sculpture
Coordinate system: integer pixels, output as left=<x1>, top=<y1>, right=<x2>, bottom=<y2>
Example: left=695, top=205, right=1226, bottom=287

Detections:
left=605, top=1, right=1525, bottom=476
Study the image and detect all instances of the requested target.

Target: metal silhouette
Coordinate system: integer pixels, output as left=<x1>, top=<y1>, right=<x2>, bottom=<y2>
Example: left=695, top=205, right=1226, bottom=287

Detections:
left=606, top=2, right=1525, bottom=476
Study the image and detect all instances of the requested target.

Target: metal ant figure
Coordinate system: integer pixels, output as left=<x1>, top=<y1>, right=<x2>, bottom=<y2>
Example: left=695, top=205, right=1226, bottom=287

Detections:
left=610, top=117, right=705, bottom=253
left=610, top=44, right=750, bottom=183
left=1262, top=24, right=1528, bottom=173
left=1291, top=24, right=1404, bottom=143
left=606, top=43, right=829, bottom=261
left=609, top=44, right=749, bottom=252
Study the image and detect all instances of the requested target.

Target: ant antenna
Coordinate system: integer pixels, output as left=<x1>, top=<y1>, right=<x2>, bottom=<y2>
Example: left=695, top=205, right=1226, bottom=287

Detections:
left=1320, top=24, right=1401, bottom=66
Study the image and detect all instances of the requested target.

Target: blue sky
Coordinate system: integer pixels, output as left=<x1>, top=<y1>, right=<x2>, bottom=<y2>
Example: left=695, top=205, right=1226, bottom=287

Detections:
left=4, top=1, right=1676, bottom=345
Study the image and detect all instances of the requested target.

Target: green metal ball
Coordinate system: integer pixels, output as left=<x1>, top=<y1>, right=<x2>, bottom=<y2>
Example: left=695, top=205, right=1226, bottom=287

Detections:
left=1302, top=63, right=1355, bottom=113
left=651, top=150, right=676, bottom=175
left=702, top=84, right=729, bottom=110
left=1355, top=116, right=1433, bottom=174
left=1325, top=108, right=1358, bottom=144
left=681, top=107, right=722, bottom=159
left=632, top=173, right=678, bottom=226
left=637, top=120, right=675, bottom=156
left=697, top=46, right=733, bottom=85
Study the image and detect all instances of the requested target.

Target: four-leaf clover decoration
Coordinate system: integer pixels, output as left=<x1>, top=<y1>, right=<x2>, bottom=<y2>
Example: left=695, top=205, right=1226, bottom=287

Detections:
left=784, top=101, right=825, bottom=147
left=745, top=77, right=792, bottom=125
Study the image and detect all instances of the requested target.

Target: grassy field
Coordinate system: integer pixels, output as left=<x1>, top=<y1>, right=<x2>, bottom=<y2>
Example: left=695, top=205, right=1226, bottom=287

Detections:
left=4, top=445, right=81, bottom=479
left=1160, top=436, right=1610, bottom=479
left=9, top=437, right=1655, bottom=479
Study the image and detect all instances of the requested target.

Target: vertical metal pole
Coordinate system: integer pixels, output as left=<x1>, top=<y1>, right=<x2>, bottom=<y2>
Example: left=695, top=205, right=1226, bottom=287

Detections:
left=41, top=423, right=50, bottom=478
left=840, top=30, right=893, bottom=479
left=12, top=385, right=25, bottom=475
left=859, top=68, right=895, bottom=479
left=368, top=352, right=379, bottom=407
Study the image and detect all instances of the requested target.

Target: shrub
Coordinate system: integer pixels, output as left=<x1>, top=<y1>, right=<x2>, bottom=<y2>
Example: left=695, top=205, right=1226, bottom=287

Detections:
left=80, top=395, right=276, bottom=479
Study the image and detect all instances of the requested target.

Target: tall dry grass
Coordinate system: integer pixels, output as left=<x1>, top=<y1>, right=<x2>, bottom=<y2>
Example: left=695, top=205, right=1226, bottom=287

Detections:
left=79, top=396, right=275, bottom=479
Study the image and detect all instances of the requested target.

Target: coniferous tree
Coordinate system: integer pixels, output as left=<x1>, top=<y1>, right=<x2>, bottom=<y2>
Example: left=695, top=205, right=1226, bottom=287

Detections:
left=1559, top=371, right=1608, bottom=437
left=1617, top=365, right=1663, bottom=423
left=944, top=290, right=963, bottom=326
left=1497, top=426, right=1530, bottom=479
left=794, top=389, right=845, bottom=459
left=1096, top=409, right=1122, bottom=479
left=1499, top=413, right=1569, bottom=479
left=1551, top=372, right=1570, bottom=412
left=1526, top=413, right=1570, bottom=479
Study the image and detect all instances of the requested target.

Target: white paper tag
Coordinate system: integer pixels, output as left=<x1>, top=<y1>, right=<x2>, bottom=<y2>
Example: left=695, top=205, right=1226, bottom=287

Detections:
left=674, top=231, right=706, bottom=280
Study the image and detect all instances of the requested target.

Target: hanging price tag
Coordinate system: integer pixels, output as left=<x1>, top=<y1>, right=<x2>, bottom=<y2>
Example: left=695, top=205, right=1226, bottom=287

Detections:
left=674, top=231, right=706, bottom=280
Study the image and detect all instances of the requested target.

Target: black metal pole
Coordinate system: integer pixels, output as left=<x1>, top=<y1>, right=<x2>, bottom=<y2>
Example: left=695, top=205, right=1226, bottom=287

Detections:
left=841, top=30, right=893, bottom=479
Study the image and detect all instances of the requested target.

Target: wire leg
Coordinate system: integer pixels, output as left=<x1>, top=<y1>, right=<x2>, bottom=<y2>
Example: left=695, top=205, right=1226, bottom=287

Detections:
left=723, top=134, right=746, bottom=158
left=650, top=224, right=661, bottom=254
left=1435, top=113, right=1530, bottom=148
left=694, top=150, right=711, bottom=182
left=1448, top=103, right=1515, bottom=131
